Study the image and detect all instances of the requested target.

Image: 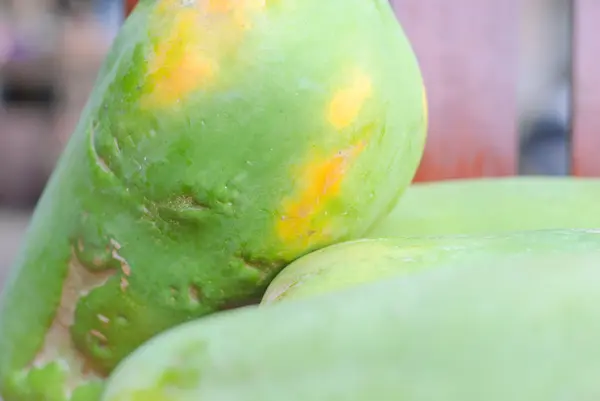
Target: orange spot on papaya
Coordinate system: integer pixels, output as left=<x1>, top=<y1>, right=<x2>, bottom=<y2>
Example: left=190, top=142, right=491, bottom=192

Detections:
left=142, top=9, right=218, bottom=108
left=277, top=142, right=366, bottom=249
left=328, top=71, right=373, bottom=130
left=144, top=0, right=267, bottom=108
left=205, top=0, right=266, bottom=13
left=207, top=0, right=234, bottom=13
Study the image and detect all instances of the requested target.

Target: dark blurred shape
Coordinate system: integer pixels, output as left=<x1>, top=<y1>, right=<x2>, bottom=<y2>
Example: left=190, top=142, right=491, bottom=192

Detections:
left=517, top=0, right=571, bottom=176
left=2, top=81, right=57, bottom=106
left=520, top=115, right=570, bottom=175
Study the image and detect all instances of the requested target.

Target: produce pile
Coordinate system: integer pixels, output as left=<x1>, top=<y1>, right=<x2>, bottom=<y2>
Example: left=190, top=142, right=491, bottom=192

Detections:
left=1, top=1, right=599, bottom=400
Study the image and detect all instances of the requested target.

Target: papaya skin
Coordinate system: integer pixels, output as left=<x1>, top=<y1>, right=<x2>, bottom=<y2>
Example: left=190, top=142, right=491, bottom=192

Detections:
left=261, top=229, right=600, bottom=303
left=367, top=177, right=600, bottom=238
left=104, top=243, right=600, bottom=401
left=0, top=0, right=426, bottom=399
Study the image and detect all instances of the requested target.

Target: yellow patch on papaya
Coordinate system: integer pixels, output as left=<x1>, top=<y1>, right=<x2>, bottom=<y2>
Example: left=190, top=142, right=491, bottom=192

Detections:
left=155, top=0, right=179, bottom=15
left=206, top=0, right=234, bottom=13
left=243, top=0, right=267, bottom=9
left=328, top=71, right=373, bottom=130
left=205, top=0, right=265, bottom=12
left=277, top=141, right=366, bottom=251
left=234, top=0, right=266, bottom=29
left=156, top=0, right=265, bottom=15
left=142, top=0, right=266, bottom=108
left=204, top=0, right=265, bottom=28
left=142, top=9, right=218, bottom=108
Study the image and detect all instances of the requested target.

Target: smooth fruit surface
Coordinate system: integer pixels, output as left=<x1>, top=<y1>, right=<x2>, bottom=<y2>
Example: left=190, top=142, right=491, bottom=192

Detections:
left=104, top=245, right=600, bottom=401
left=262, top=229, right=600, bottom=303
left=367, top=177, right=600, bottom=238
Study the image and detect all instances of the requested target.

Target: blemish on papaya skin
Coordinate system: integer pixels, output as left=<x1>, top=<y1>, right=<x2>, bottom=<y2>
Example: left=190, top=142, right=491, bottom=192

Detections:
left=277, top=141, right=366, bottom=248
left=236, top=252, right=283, bottom=282
left=90, top=330, right=108, bottom=343
left=120, top=277, right=130, bottom=292
left=328, top=71, right=373, bottom=130
left=188, top=285, right=202, bottom=305
left=97, top=314, right=110, bottom=325
left=166, top=195, right=209, bottom=212
left=106, top=240, right=132, bottom=278
left=90, top=122, right=114, bottom=176
left=154, top=195, right=212, bottom=227
left=73, top=233, right=128, bottom=275
left=29, top=250, right=117, bottom=394
left=110, top=239, right=122, bottom=250
left=112, top=252, right=131, bottom=276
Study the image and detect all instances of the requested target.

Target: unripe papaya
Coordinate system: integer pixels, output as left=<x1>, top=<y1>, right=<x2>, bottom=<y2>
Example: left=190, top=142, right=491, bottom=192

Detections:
left=103, top=248, right=600, bottom=401
left=367, top=177, right=600, bottom=238
left=0, top=0, right=426, bottom=399
left=262, top=229, right=600, bottom=303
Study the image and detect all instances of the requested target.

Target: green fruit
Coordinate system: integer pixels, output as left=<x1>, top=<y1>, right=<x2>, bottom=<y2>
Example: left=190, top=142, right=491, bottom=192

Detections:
left=262, top=229, right=600, bottom=303
left=367, top=177, right=600, bottom=238
left=103, top=246, right=600, bottom=401
left=0, top=0, right=426, bottom=399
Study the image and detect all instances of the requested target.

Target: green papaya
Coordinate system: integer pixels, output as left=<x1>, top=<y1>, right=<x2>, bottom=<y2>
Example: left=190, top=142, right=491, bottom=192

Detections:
left=262, top=229, right=600, bottom=303
left=103, top=247, right=600, bottom=401
left=367, top=177, right=600, bottom=238
left=0, top=0, right=426, bottom=399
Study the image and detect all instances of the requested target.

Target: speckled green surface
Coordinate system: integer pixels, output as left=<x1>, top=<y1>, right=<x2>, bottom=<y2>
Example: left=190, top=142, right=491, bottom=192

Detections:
left=0, top=0, right=426, bottom=399
left=104, top=241, right=600, bottom=400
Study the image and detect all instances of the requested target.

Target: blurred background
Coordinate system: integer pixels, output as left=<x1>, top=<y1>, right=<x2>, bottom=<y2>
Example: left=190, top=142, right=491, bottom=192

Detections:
left=0, top=0, right=122, bottom=281
left=0, top=0, right=574, bottom=280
